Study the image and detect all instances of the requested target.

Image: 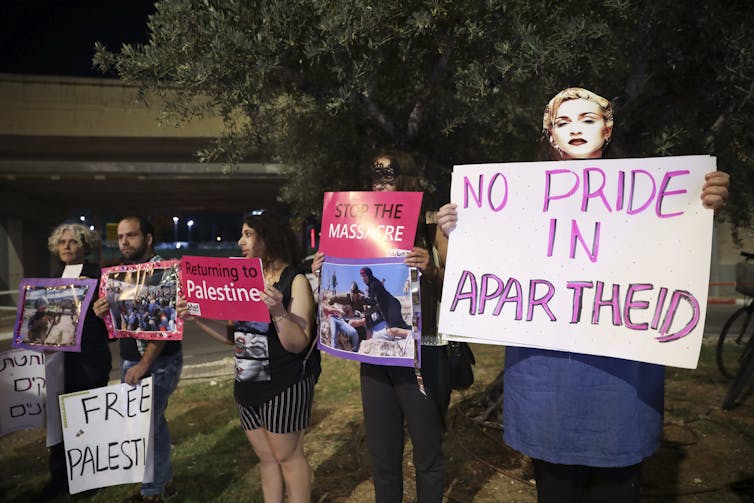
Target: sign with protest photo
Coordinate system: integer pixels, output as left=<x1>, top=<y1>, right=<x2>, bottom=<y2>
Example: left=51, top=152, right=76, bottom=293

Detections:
left=319, top=191, right=423, bottom=258
left=180, top=256, right=269, bottom=322
left=12, top=278, right=98, bottom=352
left=59, top=378, right=153, bottom=494
left=318, top=257, right=420, bottom=367
left=439, top=156, right=716, bottom=369
left=0, top=348, right=46, bottom=436
left=100, top=260, right=183, bottom=340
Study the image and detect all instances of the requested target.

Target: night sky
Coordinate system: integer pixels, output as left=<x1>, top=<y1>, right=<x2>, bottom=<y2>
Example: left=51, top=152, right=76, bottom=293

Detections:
left=0, top=0, right=155, bottom=77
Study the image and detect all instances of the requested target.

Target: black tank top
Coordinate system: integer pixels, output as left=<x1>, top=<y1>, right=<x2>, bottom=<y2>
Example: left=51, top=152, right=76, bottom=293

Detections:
left=233, top=266, right=320, bottom=406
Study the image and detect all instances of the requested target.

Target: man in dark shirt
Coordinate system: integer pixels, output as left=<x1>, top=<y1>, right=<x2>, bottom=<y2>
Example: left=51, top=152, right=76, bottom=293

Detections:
left=93, top=216, right=182, bottom=502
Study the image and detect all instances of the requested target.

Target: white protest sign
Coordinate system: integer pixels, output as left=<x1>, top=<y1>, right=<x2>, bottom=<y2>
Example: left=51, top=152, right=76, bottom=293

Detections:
left=439, top=156, right=716, bottom=369
left=0, top=348, right=46, bottom=435
left=60, top=378, right=153, bottom=494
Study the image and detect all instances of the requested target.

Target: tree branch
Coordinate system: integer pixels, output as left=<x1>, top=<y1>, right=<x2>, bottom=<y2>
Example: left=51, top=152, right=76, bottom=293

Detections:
left=358, top=84, right=399, bottom=142
left=406, top=43, right=452, bottom=143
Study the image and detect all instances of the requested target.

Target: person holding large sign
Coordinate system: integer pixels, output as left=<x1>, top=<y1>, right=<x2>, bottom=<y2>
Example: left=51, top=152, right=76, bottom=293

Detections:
left=179, top=210, right=320, bottom=503
left=93, top=216, right=182, bottom=502
left=41, top=222, right=112, bottom=499
left=437, top=88, right=730, bottom=502
left=312, top=154, right=449, bottom=503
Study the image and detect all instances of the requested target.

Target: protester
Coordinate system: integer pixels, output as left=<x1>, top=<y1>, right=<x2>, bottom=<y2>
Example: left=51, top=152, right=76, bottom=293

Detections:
left=93, top=216, right=182, bottom=503
left=437, top=87, right=730, bottom=502
left=312, top=154, right=449, bottom=502
left=178, top=210, right=320, bottom=503
left=27, top=298, right=51, bottom=343
left=41, top=222, right=112, bottom=499
left=321, top=281, right=367, bottom=349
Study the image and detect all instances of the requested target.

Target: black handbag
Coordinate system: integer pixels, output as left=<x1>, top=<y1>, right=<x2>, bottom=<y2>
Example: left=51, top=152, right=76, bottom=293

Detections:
left=447, top=341, right=476, bottom=390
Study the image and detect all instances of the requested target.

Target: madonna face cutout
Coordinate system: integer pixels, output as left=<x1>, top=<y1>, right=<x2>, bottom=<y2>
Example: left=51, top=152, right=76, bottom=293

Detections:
left=549, top=98, right=611, bottom=160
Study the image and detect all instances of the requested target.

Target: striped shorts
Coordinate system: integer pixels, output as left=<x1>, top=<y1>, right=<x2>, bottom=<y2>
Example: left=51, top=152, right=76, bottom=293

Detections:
left=237, top=374, right=317, bottom=433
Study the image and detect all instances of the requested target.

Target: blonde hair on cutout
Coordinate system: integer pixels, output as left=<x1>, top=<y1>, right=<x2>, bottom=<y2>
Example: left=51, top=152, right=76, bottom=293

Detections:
left=542, top=87, right=614, bottom=143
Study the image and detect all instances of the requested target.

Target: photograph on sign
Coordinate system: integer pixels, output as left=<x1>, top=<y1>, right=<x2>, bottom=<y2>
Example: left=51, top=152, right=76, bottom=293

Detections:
left=12, top=278, right=97, bottom=352
left=100, top=260, right=183, bottom=341
left=318, top=257, right=420, bottom=367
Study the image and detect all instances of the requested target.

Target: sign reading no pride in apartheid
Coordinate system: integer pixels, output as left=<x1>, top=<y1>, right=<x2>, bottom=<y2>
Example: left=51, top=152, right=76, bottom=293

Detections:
left=439, top=156, right=717, bottom=369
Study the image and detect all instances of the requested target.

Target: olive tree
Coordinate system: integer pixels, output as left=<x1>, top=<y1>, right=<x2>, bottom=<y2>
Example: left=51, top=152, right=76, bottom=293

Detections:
left=95, top=0, right=753, bottom=228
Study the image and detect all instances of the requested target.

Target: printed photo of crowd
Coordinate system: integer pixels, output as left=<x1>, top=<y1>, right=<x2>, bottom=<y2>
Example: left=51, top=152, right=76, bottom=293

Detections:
left=104, top=266, right=178, bottom=333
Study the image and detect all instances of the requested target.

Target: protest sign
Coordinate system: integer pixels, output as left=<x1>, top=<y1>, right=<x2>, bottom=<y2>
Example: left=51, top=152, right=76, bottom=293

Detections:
left=0, top=348, right=46, bottom=436
left=318, top=257, right=420, bottom=367
left=439, top=156, right=716, bottom=369
left=12, top=278, right=97, bottom=352
left=59, top=378, right=153, bottom=494
left=180, top=256, right=269, bottom=322
left=100, top=260, right=183, bottom=340
left=319, top=191, right=423, bottom=258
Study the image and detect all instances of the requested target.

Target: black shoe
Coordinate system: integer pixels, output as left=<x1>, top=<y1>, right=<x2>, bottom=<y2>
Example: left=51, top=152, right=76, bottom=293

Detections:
left=163, top=483, right=178, bottom=499
left=39, top=481, right=66, bottom=501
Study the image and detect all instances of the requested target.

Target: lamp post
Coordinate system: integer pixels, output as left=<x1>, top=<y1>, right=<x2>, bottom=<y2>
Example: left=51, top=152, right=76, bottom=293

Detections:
left=187, top=219, right=194, bottom=244
left=172, top=216, right=179, bottom=242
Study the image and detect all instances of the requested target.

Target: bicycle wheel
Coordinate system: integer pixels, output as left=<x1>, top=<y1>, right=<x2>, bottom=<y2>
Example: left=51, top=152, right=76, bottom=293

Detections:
left=716, top=306, right=754, bottom=379
left=722, top=349, right=754, bottom=410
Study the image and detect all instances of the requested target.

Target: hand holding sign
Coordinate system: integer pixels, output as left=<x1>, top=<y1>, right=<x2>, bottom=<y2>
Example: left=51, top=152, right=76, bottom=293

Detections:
left=701, top=170, right=730, bottom=209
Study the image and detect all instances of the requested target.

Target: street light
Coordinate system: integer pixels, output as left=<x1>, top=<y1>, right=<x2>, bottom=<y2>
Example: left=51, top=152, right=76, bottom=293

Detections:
left=172, top=216, right=179, bottom=242
left=187, top=219, right=194, bottom=244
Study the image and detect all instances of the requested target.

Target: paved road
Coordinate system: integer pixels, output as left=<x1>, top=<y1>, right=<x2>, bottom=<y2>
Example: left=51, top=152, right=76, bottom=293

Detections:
left=0, top=303, right=744, bottom=381
left=0, top=316, right=234, bottom=381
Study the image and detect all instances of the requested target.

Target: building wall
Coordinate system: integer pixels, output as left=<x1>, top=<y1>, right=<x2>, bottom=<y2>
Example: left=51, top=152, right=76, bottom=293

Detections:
left=0, top=73, right=226, bottom=138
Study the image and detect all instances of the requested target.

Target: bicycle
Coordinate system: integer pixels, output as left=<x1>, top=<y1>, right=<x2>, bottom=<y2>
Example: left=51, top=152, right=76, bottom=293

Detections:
left=716, top=251, right=754, bottom=409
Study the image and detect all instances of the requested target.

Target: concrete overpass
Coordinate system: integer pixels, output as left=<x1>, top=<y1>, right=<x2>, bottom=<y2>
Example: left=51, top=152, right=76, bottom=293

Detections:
left=0, top=73, right=288, bottom=288
left=0, top=73, right=751, bottom=301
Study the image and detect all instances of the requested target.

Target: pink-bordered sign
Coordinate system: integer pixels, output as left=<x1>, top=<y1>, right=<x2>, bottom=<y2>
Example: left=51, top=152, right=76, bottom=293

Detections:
left=180, top=256, right=269, bottom=322
left=12, top=278, right=98, bottom=352
left=319, top=191, right=423, bottom=258
left=99, top=259, right=183, bottom=341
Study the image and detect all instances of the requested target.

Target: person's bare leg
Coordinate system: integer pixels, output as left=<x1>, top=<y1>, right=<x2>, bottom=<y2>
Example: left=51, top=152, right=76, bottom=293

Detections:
left=246, top=429, right=285, bottom=503
left=266, top=430, right=312, bottom=503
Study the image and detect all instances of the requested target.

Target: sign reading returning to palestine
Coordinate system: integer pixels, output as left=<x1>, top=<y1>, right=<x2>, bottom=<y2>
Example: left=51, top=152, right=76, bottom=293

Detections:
left=180, top=256, right=269, bottom=322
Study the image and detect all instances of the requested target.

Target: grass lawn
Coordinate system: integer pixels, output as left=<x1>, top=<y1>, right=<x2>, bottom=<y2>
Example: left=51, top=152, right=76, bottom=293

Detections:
left=1, top=342, right=753, bottom=502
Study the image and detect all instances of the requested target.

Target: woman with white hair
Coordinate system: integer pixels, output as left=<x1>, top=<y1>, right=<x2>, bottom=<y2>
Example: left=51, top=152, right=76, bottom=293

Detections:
left=42, top=222, right=111, bottom=499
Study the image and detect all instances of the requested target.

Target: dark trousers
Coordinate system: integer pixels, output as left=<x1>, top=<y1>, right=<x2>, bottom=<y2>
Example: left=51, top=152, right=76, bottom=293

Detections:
left=533, top=459, right=642, bottom=503
left=361, top=345, right=450, bottom=503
